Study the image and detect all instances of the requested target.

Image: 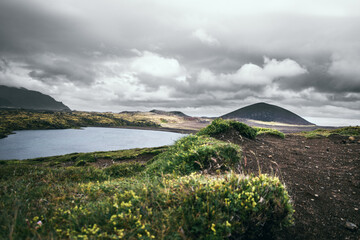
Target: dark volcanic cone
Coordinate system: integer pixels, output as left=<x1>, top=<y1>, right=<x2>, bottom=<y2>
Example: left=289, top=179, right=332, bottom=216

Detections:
left=221, top=102, right=313, bottom=125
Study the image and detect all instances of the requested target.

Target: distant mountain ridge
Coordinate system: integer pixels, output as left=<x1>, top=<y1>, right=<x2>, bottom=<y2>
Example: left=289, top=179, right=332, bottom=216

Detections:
left=221, top=102, right=313, bottom=125
left=0, top=85, right=70, bottom=111
left=150, top=109, right=189, bottom=117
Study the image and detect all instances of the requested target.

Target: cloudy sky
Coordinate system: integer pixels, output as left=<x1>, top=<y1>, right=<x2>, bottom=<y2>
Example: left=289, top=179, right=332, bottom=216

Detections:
left=1, top=0, right=360, bottom=125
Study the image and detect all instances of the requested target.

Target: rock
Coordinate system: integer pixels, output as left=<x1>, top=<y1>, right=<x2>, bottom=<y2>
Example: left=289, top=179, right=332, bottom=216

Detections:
left=348, top=136, right=355, bottom=141
left=305, top=146, right=310, bottom=149
left=345, top=221, right=357, bottom=231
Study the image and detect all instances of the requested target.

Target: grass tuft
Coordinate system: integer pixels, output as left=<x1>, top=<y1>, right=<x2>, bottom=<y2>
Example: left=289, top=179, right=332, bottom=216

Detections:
left=254, top=127, right=285, bottom=139
left=146, top=135, right=242, bottom=176
left=197, top=118, right=257, bottom=139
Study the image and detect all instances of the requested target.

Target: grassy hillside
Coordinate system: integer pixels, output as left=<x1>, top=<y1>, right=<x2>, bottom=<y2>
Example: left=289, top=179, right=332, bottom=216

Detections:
left=0, top=85, right=70, bottom=111
left=0, top=110, right=160, bottom=138
left=0, top=120, right=295, bottom=239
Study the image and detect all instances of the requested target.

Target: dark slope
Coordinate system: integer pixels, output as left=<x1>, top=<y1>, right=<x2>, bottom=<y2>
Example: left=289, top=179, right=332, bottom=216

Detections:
left=0, top=85, right=70, bottom=111
left=150, top=109, right=189, bottom=117
left=221, top=102, right=313, bottom=125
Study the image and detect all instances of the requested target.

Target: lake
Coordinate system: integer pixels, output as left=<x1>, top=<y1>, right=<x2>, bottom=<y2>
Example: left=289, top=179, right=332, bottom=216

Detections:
left=0, top=127, right=186, bottom=160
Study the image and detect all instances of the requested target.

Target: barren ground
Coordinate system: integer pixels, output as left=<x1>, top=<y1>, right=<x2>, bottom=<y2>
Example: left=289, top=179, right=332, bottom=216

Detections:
left=230, top=133, right=360, bottom=240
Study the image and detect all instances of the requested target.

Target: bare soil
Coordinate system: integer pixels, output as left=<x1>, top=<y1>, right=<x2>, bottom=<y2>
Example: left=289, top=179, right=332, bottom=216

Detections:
left=230, top=133, right=360, bottom=240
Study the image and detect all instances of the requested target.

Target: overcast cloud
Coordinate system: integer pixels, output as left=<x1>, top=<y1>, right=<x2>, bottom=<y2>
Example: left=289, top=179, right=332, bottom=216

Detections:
left=0, top=0, right=359, bottom=124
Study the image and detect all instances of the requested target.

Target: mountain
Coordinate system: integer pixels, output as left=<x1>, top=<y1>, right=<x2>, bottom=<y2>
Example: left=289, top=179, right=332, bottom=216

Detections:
left=150, top=109, right=189, bottom=117
left=0, top=85, right=70, bottom=111
left=221, top=102, right=313, bottom=125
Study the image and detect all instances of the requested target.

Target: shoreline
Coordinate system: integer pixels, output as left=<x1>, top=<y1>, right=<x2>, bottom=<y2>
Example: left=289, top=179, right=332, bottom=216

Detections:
left=99, top=125, right=198, bottom=134
left=0, top=125, right=198, bottom=140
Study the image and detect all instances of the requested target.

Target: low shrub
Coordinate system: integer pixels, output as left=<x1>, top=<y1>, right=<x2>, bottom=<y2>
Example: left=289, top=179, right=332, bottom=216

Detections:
left=197, top=118, right=257, bottom=139
left=48, top=173, right=294, bottom=239
left=145, top=135, right=242, bottom=176
left=254, top=127, right=285, bottom=139
left=167, top=173, right=294, bottom=239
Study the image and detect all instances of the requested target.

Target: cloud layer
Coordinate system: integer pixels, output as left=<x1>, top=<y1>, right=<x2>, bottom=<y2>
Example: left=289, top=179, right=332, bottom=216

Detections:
left=0, top=0, right=359, bottom=123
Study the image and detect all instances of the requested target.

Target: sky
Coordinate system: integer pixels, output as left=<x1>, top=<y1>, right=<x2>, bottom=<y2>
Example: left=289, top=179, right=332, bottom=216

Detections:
left=0, top=0, right=359, bottom=125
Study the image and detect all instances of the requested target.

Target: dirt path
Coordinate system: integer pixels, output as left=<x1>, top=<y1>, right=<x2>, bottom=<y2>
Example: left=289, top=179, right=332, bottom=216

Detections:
left=233, top=134, right=360, bottom=240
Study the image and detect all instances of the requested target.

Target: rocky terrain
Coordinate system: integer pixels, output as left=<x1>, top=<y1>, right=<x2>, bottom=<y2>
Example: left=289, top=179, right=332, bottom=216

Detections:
left=218, top=132, right=359, bottom=239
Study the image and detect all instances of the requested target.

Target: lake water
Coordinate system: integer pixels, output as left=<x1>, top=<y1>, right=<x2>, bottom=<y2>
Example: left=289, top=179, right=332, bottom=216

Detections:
left=0, top=127, right=186, bottom=160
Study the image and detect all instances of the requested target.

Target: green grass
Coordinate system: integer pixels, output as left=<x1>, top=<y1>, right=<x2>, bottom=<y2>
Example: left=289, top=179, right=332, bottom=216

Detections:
left=197, top=118, right=257, bottom=139
left=0, top=168, right=294, bottom=239
left=330, top=126, right=360, bottom=136
left=197, top=118, right=285, bottom=140
left=301, top=126, right=360, bottom=138
left=146, top=135, right=242, bottom=176
left=254, top=127, right=285, bottom=139
left=0, top=121, right=294, bottom=239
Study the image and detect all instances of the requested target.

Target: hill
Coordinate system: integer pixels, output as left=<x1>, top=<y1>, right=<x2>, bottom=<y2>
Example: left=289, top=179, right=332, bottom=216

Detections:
left=221, top=102, right=313, bottom=125
left=150, top=109, right=189, bottom=117
left=0, top=85, right=70, bottom=111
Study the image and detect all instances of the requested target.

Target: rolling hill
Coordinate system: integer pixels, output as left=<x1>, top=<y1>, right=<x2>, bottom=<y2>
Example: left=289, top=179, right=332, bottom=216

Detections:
left=150, top=109, right=189, bottom=117
left=0, top=85, right=70, bottom=111
left=221, top=102, right=313, bottom=125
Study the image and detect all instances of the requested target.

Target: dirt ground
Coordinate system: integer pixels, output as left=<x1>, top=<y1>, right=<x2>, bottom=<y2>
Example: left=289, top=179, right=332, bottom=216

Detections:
left=228, top=133, right=360, bottom=240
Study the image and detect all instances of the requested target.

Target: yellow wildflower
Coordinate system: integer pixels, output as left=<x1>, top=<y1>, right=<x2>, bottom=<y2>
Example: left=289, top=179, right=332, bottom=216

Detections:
left=211, top=223, right=216, bottom=235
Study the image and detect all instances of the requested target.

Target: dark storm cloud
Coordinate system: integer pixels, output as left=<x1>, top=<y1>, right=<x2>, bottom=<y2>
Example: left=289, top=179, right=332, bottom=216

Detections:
left=0, top=1, right=87, bottom=55
left=327, top=94, right=360, bottom=102
left=276, top=62, right=360, bottom=94
left=0, top=0, right=359, bottom=121
left=26, top=56, right=97, bottom=85
left=111, top=97, right=230, bottom=109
